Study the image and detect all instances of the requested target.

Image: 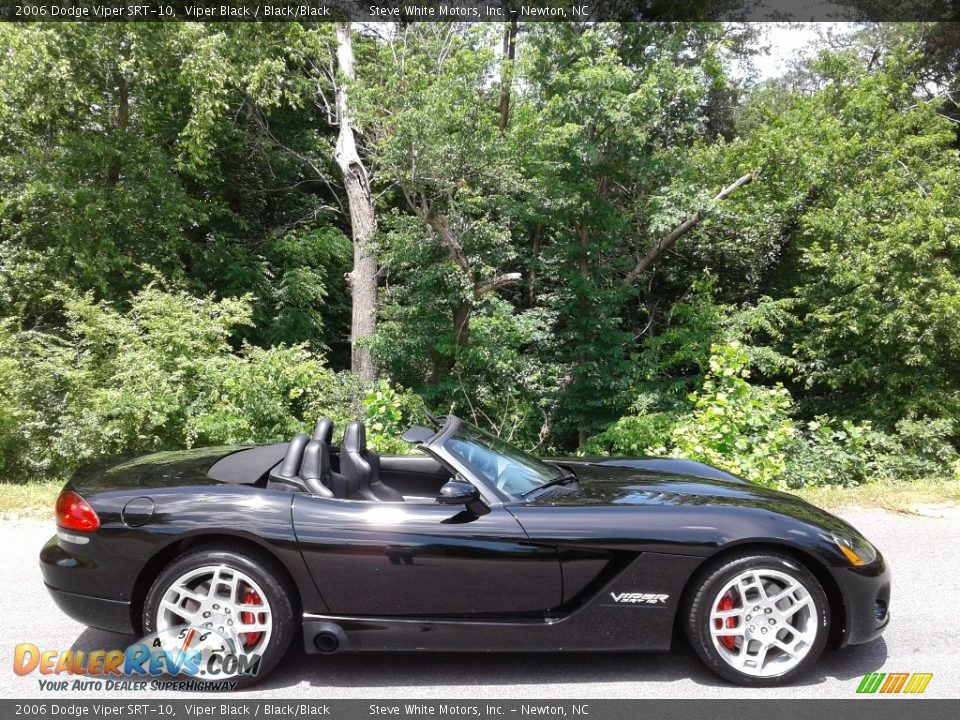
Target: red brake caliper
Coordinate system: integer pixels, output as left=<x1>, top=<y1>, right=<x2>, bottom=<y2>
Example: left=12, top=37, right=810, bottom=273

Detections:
left=240, top=586, right=264, bottom=649
left=716, top=593, right=738, bottom=650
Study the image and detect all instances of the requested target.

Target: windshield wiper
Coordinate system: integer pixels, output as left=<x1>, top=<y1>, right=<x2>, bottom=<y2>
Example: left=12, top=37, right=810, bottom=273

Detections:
left=523, top=470, right=578, bottom=497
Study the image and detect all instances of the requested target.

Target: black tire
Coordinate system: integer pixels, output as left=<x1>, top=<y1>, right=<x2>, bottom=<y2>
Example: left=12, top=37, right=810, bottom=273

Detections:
left=684, top=551, right=830, bottom=687
left=142, top=544, right=297, bottom=688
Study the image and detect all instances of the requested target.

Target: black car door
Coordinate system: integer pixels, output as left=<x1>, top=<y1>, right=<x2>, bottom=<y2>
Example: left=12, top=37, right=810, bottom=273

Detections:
left=291, top=494, right=561, bottom=616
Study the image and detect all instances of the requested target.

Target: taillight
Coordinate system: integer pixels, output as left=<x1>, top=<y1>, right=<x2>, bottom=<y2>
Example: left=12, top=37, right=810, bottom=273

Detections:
left=55, top=490, right=100, bottom=531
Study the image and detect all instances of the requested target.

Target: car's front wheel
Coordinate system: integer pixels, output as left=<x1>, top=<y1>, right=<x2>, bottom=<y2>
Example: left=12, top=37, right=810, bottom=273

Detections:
left=142, top=545, right=296, bottom=687
left=684, top=551, right=830, bottom=686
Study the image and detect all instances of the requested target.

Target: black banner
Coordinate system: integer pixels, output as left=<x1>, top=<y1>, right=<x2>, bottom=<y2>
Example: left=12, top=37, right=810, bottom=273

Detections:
left=0, top=700, right=959, bottom=720
left=0, top=0, right=958, bottom=22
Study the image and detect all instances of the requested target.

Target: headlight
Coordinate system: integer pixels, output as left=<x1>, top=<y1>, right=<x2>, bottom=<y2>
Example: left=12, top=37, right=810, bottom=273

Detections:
left=832, top=532, right=877, bottom=566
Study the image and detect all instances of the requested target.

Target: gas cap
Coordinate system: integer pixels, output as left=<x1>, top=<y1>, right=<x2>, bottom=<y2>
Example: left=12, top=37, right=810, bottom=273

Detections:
left=121, top=497, right=155, bottom=527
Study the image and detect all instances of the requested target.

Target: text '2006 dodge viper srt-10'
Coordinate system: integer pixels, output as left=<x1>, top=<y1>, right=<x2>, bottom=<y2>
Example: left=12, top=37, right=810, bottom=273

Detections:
left=41, top=414, right=890, bottom=687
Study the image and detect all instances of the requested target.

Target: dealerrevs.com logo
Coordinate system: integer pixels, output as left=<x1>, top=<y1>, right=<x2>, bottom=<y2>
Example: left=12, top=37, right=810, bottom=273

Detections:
left=856, top=672, right=933, bottom=694
left=13, top=626, right=260, bottom=691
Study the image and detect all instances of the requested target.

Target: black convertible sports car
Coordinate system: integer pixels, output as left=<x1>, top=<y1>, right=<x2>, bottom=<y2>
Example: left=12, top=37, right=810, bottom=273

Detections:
left=41, top=414, right=890, bottom=687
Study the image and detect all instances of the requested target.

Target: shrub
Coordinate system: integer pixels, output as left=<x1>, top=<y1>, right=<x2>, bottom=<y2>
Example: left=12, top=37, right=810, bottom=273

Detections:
left=884, top=417, right=958, bottom=480
left=0, top=286, right=425, bottom=482
left=50, top=286, right=254, bottom=469
left=188, top=352, right=422, bottom=455
left=784, top=416, right=959, bottom=488
left=580, top=394, right=678, bottom=456
left=651, top=343, right=797, bottom=488
left=362, top=380, right=427, bottom=455
left=783, top=418, right=886, bottom=489
left=0, top=337, right=27, bottom=474
left=588, top=342, right=959, bottom=489
left=185, top=344, right=337, bottom=448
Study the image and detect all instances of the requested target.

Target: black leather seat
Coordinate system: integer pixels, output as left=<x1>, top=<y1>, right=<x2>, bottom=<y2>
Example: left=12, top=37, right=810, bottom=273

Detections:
left=267, top=435, right=310, bottom=492
left=276, top=433, right=309, bottom=481
left=298, top=439, right=334, bottom=498
left=270, top=432, right=333, bottom=497
left=312, top=417, right=333, bottom=444
left=340, top=421, right=404, bottom=502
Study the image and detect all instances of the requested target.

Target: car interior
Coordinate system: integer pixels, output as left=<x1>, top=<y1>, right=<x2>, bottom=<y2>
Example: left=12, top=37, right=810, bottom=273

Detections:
left=266, top=418, right=453, bottom=503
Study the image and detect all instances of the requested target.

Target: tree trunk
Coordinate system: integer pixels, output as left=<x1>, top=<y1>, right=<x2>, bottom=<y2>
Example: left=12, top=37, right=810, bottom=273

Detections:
left=334, top=22, right=378, bottom=380
left=453, top=299, right=473, bottom=357
left=427, top=272, right=522, bottom=383
left=527, top=222, right=542, bottom=308
left=106, top=59, right=129, bottom=186
left=498, top=19, right=518, bottom=133
left=403, top=187, right=524, bottom=380
left=573, top=221, right=591, bottom=448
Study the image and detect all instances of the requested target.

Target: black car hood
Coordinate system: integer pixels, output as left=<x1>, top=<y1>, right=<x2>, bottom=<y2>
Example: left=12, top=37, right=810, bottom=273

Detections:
left=541, top=461, right=810, bottom=509
left=528, top=462, right=866, bottom=538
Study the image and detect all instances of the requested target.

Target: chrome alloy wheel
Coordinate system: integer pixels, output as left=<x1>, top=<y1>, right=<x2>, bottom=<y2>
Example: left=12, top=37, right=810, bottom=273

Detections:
left=156, top=564, right=273, bottom=657
left=709, top=568, right=818, bottom=677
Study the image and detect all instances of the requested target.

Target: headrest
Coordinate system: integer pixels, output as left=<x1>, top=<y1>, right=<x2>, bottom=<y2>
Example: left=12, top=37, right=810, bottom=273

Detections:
left=342, top=421, right=366, bottom=454
left=312, top=417, right=334, bottom=445
left=278, top=434, right=309, bottom=478
left=299, top=439, right=331, bottom=482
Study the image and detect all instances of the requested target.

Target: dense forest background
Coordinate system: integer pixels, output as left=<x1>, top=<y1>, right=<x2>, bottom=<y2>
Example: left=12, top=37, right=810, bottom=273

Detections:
left=1, top=21, right=959, bottom=489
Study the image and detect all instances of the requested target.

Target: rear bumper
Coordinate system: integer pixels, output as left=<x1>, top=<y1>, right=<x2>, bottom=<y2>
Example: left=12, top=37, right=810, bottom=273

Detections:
left=830, top=551, right=891, bottom=647
left=40, top=535, right=136, bottom=635
left=43, top=584, right=135, bottom=635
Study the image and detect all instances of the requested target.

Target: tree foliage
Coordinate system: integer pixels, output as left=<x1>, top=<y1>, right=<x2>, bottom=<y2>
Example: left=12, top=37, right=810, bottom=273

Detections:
left=0, top=287, right=420, bottom=479
left=1, top=21, right=959, bottom=486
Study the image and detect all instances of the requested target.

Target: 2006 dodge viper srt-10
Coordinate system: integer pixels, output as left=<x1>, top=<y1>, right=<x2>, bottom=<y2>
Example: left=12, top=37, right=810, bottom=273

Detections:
left=41, top=414, right=890, bottom=687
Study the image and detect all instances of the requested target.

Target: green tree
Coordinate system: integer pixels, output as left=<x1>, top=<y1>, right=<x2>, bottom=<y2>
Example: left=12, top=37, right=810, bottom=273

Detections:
left=704, top=45, right=960, bottom=427
left=0, top=24, right=352, bottom=359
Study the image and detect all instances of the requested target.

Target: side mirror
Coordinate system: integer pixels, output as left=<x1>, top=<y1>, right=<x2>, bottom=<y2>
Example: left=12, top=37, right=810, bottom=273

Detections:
left=437, top=480, right=479, bottom=505
left=437, top=479, right=489, bottom=516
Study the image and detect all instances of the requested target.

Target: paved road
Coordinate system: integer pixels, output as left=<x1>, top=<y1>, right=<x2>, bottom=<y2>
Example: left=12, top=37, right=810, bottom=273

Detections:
left=2, top=507, right=958, bottom=699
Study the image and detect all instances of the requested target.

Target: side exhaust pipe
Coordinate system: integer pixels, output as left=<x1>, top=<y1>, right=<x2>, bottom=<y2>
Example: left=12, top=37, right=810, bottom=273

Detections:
left=307, top=621, right=349, bottom=653
left=314, top=631, right=340, bottom=653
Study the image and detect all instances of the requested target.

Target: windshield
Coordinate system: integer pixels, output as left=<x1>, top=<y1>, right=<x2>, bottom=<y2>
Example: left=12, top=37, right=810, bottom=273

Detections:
left=443, top=423, right=562, bottom=496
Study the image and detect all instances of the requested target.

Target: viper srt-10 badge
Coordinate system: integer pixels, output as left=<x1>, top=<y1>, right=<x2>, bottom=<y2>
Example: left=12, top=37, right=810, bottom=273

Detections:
left=610, top=592, right=669, bottom=604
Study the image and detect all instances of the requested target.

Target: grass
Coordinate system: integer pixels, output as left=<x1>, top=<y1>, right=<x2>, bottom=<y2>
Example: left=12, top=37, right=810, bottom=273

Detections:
left=0, top=477, right=958, bottom=521
left=795, top=477, right=960, bottom=511
left=0, top=481, right=60, bottom=520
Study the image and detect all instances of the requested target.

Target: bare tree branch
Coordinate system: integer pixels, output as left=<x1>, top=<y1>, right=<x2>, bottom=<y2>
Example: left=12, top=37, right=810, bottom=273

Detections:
left=624, top=170, right=759, bottom=285
left=421, top=208, right=471, bottom=274
left=533, top=371, right=573, bottom=450
left=475, top=272, right=522, bottom=296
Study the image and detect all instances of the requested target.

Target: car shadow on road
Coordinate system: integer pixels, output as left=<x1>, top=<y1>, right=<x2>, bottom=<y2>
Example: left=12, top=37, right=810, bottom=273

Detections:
left=809, top=639, right=890, bottom=683
left=249, top=637, right=889, bottom=693
left=69, top=628, right=137, bottom=654
left=67, top=627, right=887, bottom=692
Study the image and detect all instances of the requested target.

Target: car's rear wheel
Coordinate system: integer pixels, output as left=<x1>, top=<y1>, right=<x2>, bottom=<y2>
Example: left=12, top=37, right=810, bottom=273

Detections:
left=684, top=551, right=830, bottom=686
left=142, top=545, right=296, bottom=687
